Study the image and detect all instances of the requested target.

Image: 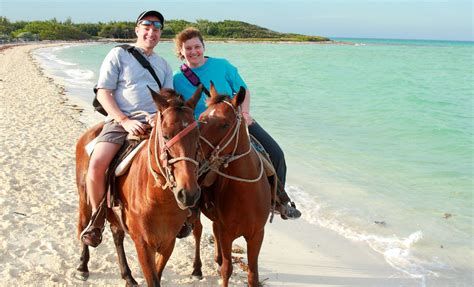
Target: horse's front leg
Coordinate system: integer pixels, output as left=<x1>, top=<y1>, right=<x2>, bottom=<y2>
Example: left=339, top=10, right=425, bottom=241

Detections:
left=110, top=224, right=138, bottom=286
left=212, top=222, right=223, bottom=268
left=245, top=229, right=265, bottom=287
left=191, top=215, right=203, bottom=279
left=155, top=238, right=176, bottom=281
left=218, top=231, right=234, bottom=287
left=134, top=239, right=160, bottom=286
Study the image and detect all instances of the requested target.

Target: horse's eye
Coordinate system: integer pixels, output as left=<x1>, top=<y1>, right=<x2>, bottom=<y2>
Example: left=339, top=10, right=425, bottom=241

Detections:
left=163, top=135, right=170, bottom=141
left=221, top=123, right=230, bottom=130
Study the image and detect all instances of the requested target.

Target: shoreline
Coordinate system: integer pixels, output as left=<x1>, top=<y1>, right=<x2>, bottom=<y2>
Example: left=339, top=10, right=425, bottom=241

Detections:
left=0, top=43, right=426, bottom=286
left=1, top=38, right=355, bottom=49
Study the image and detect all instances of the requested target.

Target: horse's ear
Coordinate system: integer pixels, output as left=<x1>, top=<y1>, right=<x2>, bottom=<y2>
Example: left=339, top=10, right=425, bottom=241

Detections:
left=209, top=81, right=219, bottom=98
left=186, top=84, right=202, bottom=110
left=231, top=86, right=246, bottom=108
left=148, top=86, right=169, bottom=111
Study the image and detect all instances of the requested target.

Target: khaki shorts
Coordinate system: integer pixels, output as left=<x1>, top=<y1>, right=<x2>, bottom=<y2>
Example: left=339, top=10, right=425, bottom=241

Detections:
left=95, top=120, right=128, bottom=145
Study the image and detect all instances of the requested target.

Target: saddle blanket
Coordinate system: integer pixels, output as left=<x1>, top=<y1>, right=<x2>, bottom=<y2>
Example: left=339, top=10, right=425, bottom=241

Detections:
left=85, top=137, right=147, bottom=176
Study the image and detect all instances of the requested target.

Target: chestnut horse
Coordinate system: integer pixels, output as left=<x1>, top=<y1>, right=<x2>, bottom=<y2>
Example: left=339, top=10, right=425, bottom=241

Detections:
left=192, top=84, right=271, bottom=287
left=75, top=87, right=202, bottom=286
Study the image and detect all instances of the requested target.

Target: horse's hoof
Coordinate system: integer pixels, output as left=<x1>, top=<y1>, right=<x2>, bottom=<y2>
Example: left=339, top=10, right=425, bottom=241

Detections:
left=191, top=272, right=203, bottom=280
left=73, top=270, right=89, bottom=281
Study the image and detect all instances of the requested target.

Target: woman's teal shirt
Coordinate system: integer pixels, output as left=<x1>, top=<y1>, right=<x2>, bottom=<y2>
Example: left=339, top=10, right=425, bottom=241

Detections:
left=173, top=57, right=247, bottom=118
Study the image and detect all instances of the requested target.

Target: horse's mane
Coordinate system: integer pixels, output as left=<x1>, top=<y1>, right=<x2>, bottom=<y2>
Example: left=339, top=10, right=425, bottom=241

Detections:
left=160, top=88, right=186, bottom=108
left=206, top=94, right=231, bottom=107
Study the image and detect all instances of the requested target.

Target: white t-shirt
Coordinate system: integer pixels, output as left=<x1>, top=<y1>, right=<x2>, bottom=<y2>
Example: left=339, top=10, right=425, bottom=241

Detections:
left=96, top=45, right=173, bottom=116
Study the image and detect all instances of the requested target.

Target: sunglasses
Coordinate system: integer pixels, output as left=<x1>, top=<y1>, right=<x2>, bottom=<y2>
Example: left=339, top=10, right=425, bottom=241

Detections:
left=139, top=20, right=162, bottom=29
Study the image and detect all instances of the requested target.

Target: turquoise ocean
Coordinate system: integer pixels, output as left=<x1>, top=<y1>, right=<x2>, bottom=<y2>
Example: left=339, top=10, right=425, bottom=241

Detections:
left=34, top=39, right=473, bottom=285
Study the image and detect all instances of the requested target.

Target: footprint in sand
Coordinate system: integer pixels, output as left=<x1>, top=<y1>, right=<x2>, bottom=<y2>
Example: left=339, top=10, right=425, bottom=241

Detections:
left=8, top=267, right=20, bottom=278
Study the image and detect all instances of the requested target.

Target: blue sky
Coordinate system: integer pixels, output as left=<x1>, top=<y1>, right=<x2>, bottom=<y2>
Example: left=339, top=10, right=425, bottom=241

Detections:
left=1, top=0, right=472, bottom=41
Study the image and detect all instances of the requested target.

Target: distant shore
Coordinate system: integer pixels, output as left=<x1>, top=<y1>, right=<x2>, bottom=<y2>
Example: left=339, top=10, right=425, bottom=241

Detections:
left=0, top=37, right=356, bottom=49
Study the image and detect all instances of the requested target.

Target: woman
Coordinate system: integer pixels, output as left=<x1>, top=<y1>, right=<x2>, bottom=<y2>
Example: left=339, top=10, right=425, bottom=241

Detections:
left=173, top=27, right=301, bottom=220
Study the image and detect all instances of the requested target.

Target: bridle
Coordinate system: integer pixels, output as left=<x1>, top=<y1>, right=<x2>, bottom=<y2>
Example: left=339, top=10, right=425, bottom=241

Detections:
left=147, top=106, right=199, bottom=190
left=198, top=100, right=264, bottom=183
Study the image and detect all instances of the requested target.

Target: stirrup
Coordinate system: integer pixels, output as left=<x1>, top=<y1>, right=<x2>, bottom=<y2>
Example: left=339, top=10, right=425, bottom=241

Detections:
left=80, top=204, right=106, bottom=247
left=81, top=227, right=104, bottom=248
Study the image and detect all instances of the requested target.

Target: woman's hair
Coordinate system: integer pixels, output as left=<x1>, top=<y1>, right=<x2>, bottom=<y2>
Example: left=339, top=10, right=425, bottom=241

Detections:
left=174, top=27, right=205, bottom=60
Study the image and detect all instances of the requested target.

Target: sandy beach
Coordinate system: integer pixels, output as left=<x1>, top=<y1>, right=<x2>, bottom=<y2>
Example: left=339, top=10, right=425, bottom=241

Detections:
left=0, top=44, right=424, bottom=286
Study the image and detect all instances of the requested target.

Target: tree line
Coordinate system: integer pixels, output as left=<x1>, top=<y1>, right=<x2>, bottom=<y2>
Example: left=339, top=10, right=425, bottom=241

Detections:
left=0, top=17, right=329, bottom=42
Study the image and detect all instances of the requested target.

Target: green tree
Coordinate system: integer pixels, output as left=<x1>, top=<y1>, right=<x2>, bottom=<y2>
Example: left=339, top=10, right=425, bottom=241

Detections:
left=15, top=20, right=90, bottom=40
left=166, top=20, right=193, bottom=35
left=64, top=17, right=73, bottom=25
left=75, top=23, right=102, bottom=37
left=1, top=17, right=329, bottom=42
left=16, top=31, right=37, bottom=41
left=0, top=17, right=15, bottom=35
left=0, top=33, right=10, bottom=42
left=98, top=22, right=135, bottom=39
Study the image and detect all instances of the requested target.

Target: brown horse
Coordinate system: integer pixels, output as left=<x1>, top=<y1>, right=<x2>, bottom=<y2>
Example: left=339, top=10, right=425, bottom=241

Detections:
left=192, top=84, right=272, bottom=286
left=75, top=87, right=202, bottom=286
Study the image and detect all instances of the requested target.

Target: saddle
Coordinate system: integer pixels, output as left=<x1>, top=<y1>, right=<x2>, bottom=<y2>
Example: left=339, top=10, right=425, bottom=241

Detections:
left=250, top=135, right=276, bottom=178
left=250, top=135, right=278, bottom=221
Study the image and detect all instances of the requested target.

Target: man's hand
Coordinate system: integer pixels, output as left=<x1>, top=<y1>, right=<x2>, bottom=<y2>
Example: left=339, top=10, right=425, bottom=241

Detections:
left=146, top=113, right=157, bottom=127
left=121, top=119, right=148, bottom=135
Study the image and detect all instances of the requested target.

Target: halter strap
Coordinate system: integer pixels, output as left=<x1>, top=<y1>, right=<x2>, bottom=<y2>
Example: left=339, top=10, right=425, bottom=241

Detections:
left=162, top=121, right=197, bottom=153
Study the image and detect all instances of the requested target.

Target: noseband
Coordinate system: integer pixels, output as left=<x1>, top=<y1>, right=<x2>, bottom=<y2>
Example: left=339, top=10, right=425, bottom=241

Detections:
left=198, top=101, right=264, bottom=183
left=148, top=106, right=199, bottom=189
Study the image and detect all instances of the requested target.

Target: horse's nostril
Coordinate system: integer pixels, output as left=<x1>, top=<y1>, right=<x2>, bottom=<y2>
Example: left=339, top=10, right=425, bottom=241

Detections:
left=175, top=187, right=201, bottom=209
left=176, top=188, right=185, bottom=202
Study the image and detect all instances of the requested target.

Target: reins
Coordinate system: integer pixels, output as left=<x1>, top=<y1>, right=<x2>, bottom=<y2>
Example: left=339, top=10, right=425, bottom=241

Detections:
left=198, top=101, right=264, bottom=183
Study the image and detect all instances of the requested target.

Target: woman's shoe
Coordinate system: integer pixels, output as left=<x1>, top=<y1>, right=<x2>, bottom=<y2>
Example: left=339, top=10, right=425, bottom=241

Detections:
left=277, top=202, right=302, bottom=220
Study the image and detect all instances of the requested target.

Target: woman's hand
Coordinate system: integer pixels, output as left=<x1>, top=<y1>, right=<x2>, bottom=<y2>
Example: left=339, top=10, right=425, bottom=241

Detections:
left=242, top=112, right=254, bottom=126
left=121, top=118, right=148, bottom=135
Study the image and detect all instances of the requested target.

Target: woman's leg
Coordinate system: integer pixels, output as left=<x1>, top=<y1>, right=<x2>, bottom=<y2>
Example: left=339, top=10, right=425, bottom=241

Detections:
left=248, top=121, right=286, bottom=185
left=248, top=121, right=301, bottom=220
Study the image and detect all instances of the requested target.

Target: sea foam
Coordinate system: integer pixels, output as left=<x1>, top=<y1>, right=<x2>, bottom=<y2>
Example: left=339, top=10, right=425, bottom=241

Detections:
left=286, top=184, right=437, bottom=283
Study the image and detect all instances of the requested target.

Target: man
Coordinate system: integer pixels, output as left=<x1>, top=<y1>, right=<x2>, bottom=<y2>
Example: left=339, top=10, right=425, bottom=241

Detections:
left=81, top=10, right=176, bottom=247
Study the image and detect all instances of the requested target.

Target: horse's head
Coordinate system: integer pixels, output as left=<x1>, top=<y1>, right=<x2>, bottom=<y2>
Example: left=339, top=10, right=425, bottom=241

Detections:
left=148, top=86, right=202, bottom=209
left=198, top=82, right=247, bottom=160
